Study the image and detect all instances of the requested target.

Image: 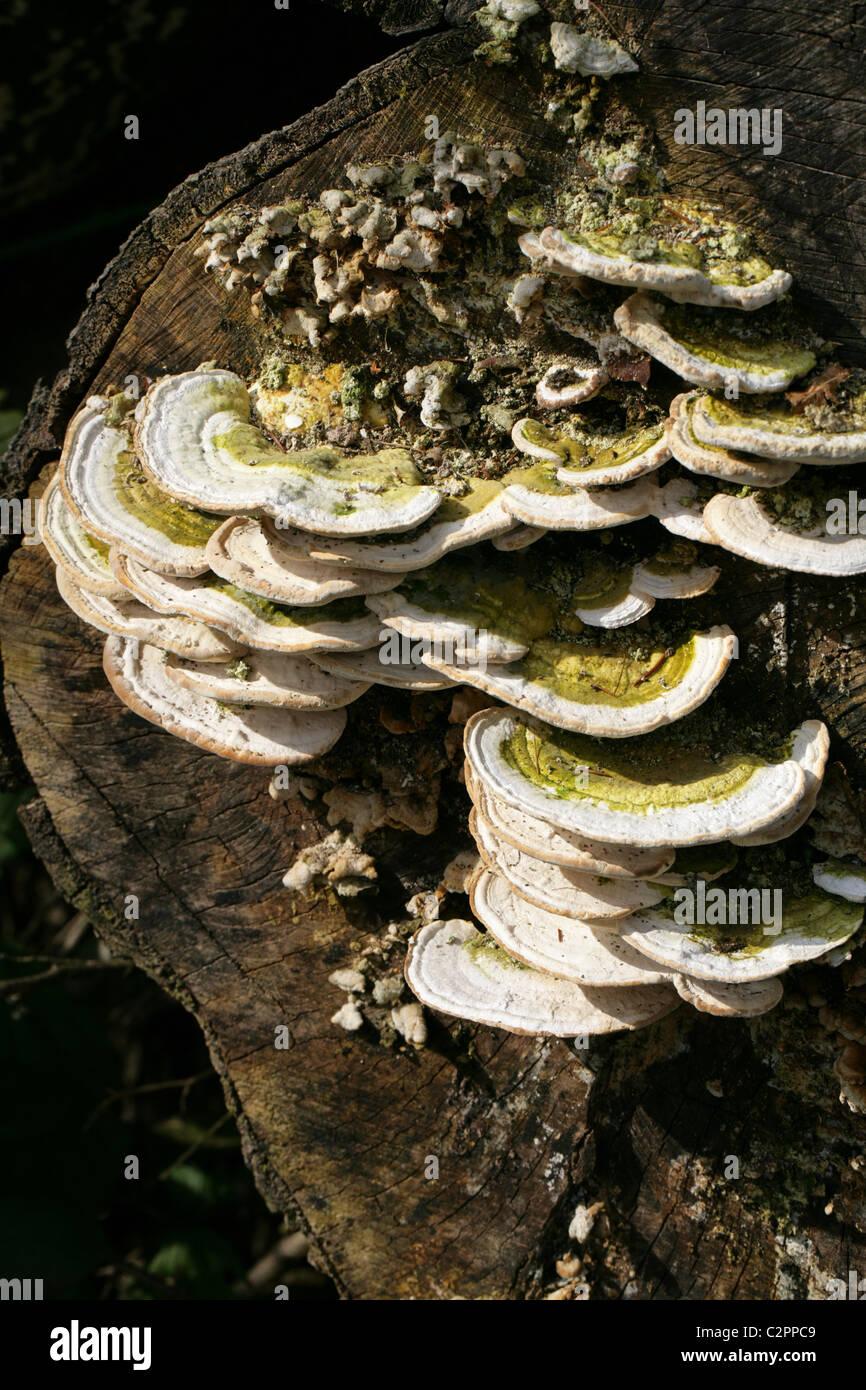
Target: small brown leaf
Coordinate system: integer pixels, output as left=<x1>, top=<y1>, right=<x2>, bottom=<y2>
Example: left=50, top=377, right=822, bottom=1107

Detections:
left=785, top=362, right=849, bottom=413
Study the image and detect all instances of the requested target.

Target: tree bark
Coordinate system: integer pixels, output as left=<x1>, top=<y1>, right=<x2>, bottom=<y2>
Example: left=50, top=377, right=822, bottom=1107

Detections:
left=2, top=1, right=865, bottom=1299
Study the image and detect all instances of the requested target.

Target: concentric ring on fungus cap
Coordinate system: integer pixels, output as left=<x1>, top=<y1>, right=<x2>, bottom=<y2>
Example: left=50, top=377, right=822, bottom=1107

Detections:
left=134, top=367, right=441, bottom=536
left=103, top=638, right=348, bottom=766
left=463, top=708, right=823, bottom=847
left=404, top=919, right=678, bottom=1037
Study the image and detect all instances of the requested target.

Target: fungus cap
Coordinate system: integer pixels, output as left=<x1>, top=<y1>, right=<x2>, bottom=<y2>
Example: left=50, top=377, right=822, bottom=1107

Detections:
left=501, top=473, right=657, bottom=529
left=41, top=476, right=128, bottom=599
left=163, top=651, right=368, bottom=710
left=535, top=362, right=609, bottom=409
left=511, top=417, right=670, bottom=488
left=307, top=645, right=454, bottom=690
left=703, top=493, right=866, bottom=576
left=426, top=626, right=735, bottom=736
left=56, top=567, right=243, bottom=661
left=404, top=919, right=678, bottom=1036
left=690, top=392, right=866, bottom=463
left=672, top=974, right=783, bottom=1017
left=621, top=892, right=863, bottom=983
left=471, top=812, right=663, bottom=919
left=112, top=554, right=381, bottom=654
left=470, top=870, right=671, bottom=987
left=812, top=860, right=866, bottom=903
left=463, top=709, right=821, bottom=847
left=59, top=397, right=222, bottom=575
left=104, top=638, right=347, bottom=765
left=667, top=392, right=801, bottom=486
left=491, top=523, right=547, bottom=551
left=205, top=516, right=405, bottom=605
left=464, top=765, right=675, bottom=878
left=731, top=721, right=830, bottom=846
left=135, top=368, right=441, bottom=536
left=613, top=293, right=815, bottom=394
left=538, top=225, right=791, bottom=311
left=251, top=482, right=514, bottom=573
left=651, top=476, right=715, bottom=544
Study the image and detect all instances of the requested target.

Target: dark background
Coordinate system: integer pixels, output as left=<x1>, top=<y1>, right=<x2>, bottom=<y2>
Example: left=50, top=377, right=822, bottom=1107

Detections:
left=0, top=0, right=404, bottom=1301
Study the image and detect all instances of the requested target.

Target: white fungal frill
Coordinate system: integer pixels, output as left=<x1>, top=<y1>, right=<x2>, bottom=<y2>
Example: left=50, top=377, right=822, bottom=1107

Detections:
left=470, top=870, right=671, bottom=987
left=41, top=475, right=128, bottom=599
left=404, top=919, right=677, bottom=1036
left=470, top=811, right=664, bottom=920
left=103, top=638, right=348, bottom=765
left=134, top=368, right=441, bottom=536
left=666, top=393, right=800, bottom=487
left=111, top=553, right=381, bottom=654
left=703, top=493, right=866, bottom=576
left=621, top=891, right=862, bottom=984
left=464, top=709, right=826, bottom=847
left=59, top=397, right=222, bottom=575
left=56, top=567, right=243, bottom=661
left=163, top=651, right=369, bottom=710
left=205, top=516, right=405, bottom=604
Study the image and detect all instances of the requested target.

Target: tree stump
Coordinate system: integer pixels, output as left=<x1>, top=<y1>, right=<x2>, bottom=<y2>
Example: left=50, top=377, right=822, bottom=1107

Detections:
left=2, top=1, right=866, bottom=1299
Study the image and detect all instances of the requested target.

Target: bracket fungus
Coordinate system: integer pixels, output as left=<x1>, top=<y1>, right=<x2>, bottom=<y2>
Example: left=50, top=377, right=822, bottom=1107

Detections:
left=688, top=378, right=866, bottom=462
left=135, top=369, right=441, bottom=536
left=666, top=393, right=801, bottom=487
left=511, top=413, right=670, bottom=488
left=471, top=870, right=670, bottom=985
left=703, top=484, right=866, bottom=576
left=60, top=396, right=224, bottom=576
left=534, top=198, right=792, bottom=310
left=470, top=812, right=665, bottom=920
left=55, top=568, right=243, bottom=662
left=41, top=476, right=128, bottom=600
left=620, top=889, right=862, bottom=985
left=111, top=555, right=381, bottom=654
left=404, top=920, right=677, bottom=1037
left=614, top=294, right=817, bottom=395
left=205, top=517, right=405, bottom=605
left=162, top=652, right=369, bottom=711
left=464, top=709, right=827, bottom=847
left=103, top=639, right=348, bottom=766
left=307, top=644, right=455, bottom=691
left=424, top=624, right=734, bottom=736
left=42, top=22, right=866, bottom=1062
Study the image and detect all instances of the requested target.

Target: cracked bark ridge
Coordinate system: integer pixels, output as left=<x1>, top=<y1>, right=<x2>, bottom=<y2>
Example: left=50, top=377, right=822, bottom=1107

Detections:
left=2, top=2, right=866, bottom=1298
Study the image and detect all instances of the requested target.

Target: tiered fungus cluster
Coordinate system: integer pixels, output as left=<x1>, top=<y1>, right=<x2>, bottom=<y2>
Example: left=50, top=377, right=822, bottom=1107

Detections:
left=48, top=1, right=866, bottom=1043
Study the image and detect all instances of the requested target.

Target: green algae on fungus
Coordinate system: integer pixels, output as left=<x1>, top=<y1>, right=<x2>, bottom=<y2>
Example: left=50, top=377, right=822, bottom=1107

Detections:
left=422, top=618, right=733, bottom=736
left=615, top=293, right=817, bottom=394
left=59, top=397, right=225, bottom=577
left=690, top=374, right=866, bottom=461
left=534, top=194, right=791, bottom=308
left=135, top=368, right=441, bottom=537
left=463, top=707, right=827, bottom=846
left=621, top=888, right=862, bottom=984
